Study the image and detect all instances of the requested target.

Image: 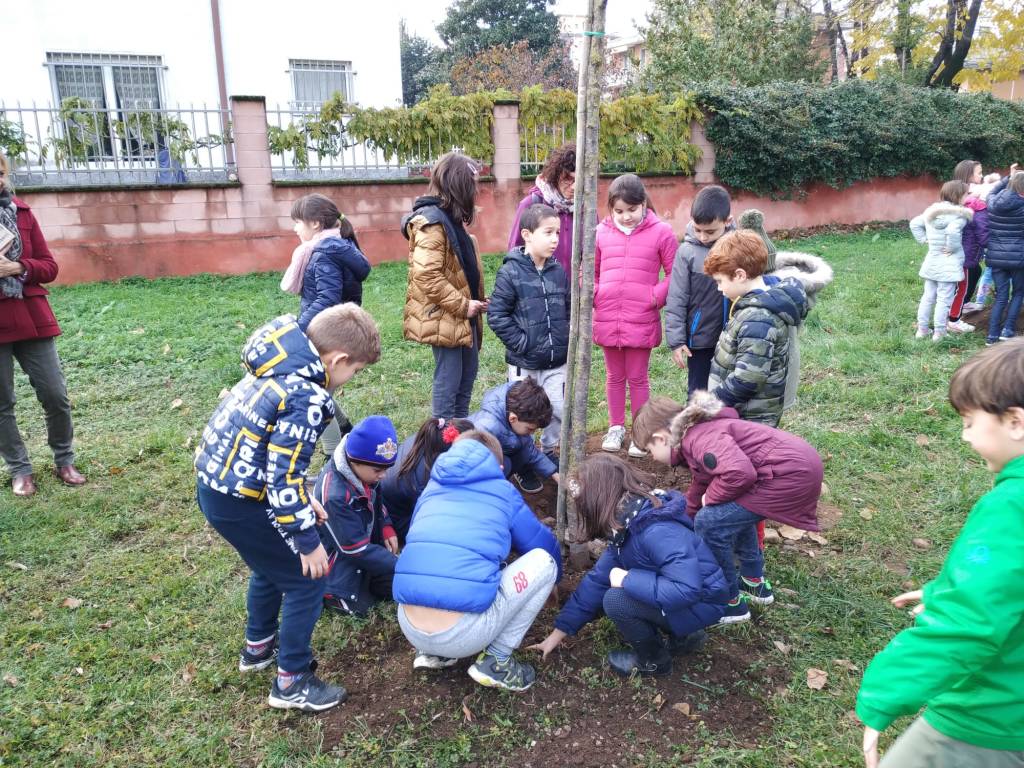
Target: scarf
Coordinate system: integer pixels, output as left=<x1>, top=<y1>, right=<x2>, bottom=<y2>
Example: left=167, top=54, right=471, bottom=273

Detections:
left=279, top=227, right=341, bottom=294
left=534, top=177, right=573, bottom=215
left=0, top=187, right=24, bottom=299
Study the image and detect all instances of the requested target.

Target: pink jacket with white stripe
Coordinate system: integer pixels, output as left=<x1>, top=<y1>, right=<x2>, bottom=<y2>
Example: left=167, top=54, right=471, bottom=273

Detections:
left=593, top=209, right=677, bottom=349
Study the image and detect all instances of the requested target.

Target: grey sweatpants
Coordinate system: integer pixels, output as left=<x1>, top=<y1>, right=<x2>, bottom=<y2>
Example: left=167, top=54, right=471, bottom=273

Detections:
left=881, top=717, right=1024, bottom=768
left=0, top=337, right=76, bottom=477
left=397, top=548, right=557, bottom=659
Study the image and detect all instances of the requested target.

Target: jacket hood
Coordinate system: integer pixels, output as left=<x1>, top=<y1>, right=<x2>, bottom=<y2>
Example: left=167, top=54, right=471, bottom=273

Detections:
left=669, top=390, right=734, bottom=444
left=614, top=491, right=692, bottom=542
left=924, top=201, right=973, bottom=227
left=429, top=438, right=505, bottom=486
left=735, top=277, right=807, bottom=326
left=401, top=195, right=446, bottom=240
left=314, top=236, right=371, bottom=279
left=683, top=220, right=735, bottom=247
left=331, top=433, right=365, bottom=490
left=241, top=315, right=327, bottom=387
left=771, top=251, right=834, bottom=295
left=503, top=245, right=555, bottom=271
left=964, top=195, right=988, bottom=212
left=599, top=208, right=661, bottom=235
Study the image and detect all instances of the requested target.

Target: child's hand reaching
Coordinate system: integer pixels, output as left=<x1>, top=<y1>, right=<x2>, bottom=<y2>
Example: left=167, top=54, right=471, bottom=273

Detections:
left=528, top=628, right=567, bottom=660
left=609, top=567, right=628, bottom=588
left=891, top=589, right=924, bottom=616
left=384, top=535, right=400, bottom=555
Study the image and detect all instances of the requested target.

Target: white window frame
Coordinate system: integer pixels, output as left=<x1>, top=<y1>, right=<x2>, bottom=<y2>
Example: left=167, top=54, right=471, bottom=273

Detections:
left=288, top=58, right=355, bottom=109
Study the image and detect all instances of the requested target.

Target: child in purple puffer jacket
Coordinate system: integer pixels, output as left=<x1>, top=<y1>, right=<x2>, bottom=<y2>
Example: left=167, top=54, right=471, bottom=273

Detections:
left=949, top=161, right=991, bottom=328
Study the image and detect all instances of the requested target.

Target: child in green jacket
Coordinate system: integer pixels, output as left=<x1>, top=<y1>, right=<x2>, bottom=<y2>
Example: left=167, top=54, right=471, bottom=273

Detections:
left=856, top=339, right=1024, bottom=767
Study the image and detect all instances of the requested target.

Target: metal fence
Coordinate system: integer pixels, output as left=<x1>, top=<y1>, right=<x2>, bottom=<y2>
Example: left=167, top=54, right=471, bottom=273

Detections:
left=520, top=121, right=572, bottom=177
left=266, top=106, right=458, bottom=181
left=0, top=102, right=232, bottom=187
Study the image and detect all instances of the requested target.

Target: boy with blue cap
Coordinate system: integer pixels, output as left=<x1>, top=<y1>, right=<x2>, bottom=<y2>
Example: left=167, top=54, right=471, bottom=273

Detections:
left=314, top=415, right=401, bottom=618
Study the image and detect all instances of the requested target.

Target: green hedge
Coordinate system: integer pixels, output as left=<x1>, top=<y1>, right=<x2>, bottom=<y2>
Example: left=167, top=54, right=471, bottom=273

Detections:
left=694, top=80, right=1024, bottom=197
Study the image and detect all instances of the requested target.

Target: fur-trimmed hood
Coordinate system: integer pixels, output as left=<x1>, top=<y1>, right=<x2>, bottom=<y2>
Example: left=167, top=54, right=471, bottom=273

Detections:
left=669, top=390, right=728, bottom=445
left=771, top=251, right=834, bottom=297
left=923, top=201, right=973, bottom=226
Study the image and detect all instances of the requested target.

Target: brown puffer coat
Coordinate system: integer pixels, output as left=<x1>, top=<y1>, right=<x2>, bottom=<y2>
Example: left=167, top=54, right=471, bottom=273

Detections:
left=403, top=215, right=485, bottom=349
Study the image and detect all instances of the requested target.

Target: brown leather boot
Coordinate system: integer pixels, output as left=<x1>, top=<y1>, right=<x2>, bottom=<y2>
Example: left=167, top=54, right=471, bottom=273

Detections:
left=55, top=465, right=87, bottom=486
left=13, top=474, right=37, bottom=497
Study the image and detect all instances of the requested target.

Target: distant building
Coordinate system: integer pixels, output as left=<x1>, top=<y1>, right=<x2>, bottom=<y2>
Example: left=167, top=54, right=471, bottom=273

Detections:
left=605, top=33, right=647, bottom=97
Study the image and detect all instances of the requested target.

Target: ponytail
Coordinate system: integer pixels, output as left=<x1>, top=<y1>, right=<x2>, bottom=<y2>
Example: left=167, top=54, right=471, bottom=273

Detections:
left=397, top=416, right=474, bottom=482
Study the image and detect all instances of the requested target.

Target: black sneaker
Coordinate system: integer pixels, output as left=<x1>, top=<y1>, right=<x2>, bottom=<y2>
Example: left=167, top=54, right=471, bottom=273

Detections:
left=513, top=469, right=544, bottom=494
left=607, top=639, right=672, bottom=677
left=667, top=629, right=707, bottom=656
left=739, top=576, right=774, bottom=605
left=239, top=636, right=277, bottom=672
left=468, top=652, right=536, bottom=691
left=268, top=668, right=347, bottom=712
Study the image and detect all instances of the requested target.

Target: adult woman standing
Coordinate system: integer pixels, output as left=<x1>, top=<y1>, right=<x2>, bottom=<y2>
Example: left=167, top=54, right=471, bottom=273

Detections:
left=508, top=142, right=575, bottom=277
left=0, top=153, right=86, bottom=496
left=401, top=152, right=487, bottom=419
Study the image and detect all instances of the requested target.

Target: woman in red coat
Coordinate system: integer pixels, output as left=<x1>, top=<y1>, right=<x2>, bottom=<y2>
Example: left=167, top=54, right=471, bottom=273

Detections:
left=0, top=154, right=86, bottom=496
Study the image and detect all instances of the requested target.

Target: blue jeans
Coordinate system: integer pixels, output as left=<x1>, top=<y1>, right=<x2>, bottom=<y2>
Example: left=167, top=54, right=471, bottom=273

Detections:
left=988, top=268, right=1024, bottom=342
left=197, top=485, right=326, bottom=673
left=694, top=501, right=764, bottom=600
left=432, top=341, right=479, bottom=419
left=602, top=588, right=719, bottom=646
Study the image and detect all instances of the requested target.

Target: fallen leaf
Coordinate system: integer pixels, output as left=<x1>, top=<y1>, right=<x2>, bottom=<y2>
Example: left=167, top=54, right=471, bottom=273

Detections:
left=150, top=654, right=163, bottom=663
left=96, top=620, right=114, bottom=630
left=846, top=710, right=861, bottom=724
left=776, top=587, right=798, bottom=597
left=130, top=327, right=145, bottom=335
left=25, top=643, right=43, bottom=655
left=915, top=434, right=930, bottom=447
left=3, top=673, right=18, bottom=687
left=778, top=525, right=806, bottom=541
left=672, top=702, right=691, bottom=716
left=871, top=233, right=881, bottom=242
left=461, top=695, right=474, bottom=723
left=235, top=322, right=246, bottom=329
left=75, top=667, right=84, bottom=676
left=807, top=532, right=828, bottom=545
left=773, top=641, right=792, bottom=655
left=170, top=398, right=184, bottom=410
left=901, top=580, right=916, bottom=590
left=912, top=538, right=932, bottom=550
left=806, top=668, right=828, bottom=690
left=181, top=663, right=197, bottom=684
left=820, top=482, right=830, bottom=496
left=108, top=466, right=124, bottom=476
left=833, top=658, right=859, bottom=672
left=653, top=693, right=665, bottom=711
left=6, top=561, right=28, bottom=571
left=859, top=508, right=874, bottom=521
left=162, top=343, right=171, bottom=355
left=62, top=597, right=82, bottom=609
left=762, top=528, right=782, bottom=544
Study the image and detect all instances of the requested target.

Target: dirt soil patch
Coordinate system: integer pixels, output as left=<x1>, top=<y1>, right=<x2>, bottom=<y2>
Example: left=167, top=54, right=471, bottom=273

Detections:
left=317, top=432, right=826, bottom=765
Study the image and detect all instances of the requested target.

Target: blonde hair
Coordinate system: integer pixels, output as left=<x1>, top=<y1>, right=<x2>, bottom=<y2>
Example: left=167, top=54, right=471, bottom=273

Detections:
left=1010, top=172, right=1024, bottom=196
left=631, top=396, right=684, bottom=450
left=305, top=303, right=381, bottom=364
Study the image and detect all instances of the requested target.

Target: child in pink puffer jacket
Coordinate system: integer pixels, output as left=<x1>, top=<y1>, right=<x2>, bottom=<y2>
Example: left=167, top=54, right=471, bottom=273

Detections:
left=594, top=174, right=676, bottom=457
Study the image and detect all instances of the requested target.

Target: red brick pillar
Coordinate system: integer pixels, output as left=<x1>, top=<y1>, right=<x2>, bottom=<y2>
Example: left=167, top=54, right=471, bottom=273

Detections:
left=230, top=96, right=279, bottom=232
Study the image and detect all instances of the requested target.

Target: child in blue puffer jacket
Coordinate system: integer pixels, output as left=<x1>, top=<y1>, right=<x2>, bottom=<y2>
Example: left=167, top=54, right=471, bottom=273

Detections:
left=394, top=430, right=562, bottom=692
left=531, top=454, right=729, bottom=677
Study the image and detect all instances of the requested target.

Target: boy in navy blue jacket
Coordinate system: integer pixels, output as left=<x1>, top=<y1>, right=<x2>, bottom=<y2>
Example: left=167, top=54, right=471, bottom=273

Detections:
left=195, top=305, right=380, bottom=713
left=469, top=378, right=560, bottom=494
left=531, top=455, right=729, bottom=677
left=314, top=415, right=400, bottom=617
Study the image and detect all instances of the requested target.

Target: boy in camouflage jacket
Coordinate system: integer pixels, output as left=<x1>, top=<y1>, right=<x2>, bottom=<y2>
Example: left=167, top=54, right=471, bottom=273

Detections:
left=703, top=231, right=808, bottom=427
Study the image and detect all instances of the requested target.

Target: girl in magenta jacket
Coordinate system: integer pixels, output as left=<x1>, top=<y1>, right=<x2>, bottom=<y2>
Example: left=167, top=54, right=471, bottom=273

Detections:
left=594, top=174, right=676, bottom=456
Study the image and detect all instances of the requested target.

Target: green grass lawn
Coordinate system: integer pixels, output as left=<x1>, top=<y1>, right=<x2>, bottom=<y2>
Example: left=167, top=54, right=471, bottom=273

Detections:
left=0, top=228, right=995, bottom=767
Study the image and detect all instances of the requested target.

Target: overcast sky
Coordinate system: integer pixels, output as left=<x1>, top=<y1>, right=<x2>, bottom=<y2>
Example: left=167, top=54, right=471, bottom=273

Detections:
left=401, top=0, right=653, bottom=45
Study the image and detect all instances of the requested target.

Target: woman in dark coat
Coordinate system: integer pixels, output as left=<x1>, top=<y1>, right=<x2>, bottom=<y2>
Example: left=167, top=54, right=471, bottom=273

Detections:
left=0, top=153, right=86, bottom=496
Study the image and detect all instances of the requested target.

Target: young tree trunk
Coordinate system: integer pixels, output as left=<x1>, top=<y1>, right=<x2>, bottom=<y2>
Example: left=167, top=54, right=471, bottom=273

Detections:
left=823, top=0, right=841, bottom=82
left=925, top=0, right=984, bottom=88
left=556, top=0, right=606, bottom=544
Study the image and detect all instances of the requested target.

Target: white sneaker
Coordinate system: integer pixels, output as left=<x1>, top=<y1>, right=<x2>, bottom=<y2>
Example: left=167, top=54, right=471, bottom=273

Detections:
left=413, top=654, right=458, bottom=670
left=962, top=302, right=983, bottom=314
left=915, top=327, right=930, bottom=340
left=627, top=441, right=647, bottom=458
left=601, top=425, right=626, bottom=452
left=947, top=320, right=975, bottom=333
left=932, top=331, right=947, bottom=343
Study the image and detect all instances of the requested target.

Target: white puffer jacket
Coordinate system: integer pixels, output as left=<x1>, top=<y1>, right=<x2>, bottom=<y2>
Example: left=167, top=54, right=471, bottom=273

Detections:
left=910, top=202, right=973, bottom=283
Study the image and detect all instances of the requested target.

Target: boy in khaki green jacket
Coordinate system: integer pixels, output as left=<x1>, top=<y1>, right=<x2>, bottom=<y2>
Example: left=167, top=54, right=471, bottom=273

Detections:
left=856, top=339, right=1024, bottom=767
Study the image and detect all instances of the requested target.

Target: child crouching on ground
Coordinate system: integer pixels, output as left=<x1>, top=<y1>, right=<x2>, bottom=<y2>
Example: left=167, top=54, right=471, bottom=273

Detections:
left=393, top=430, right=562, bottom=691
left=195, top=305, right=380, bottom=712
left=530, top=455, right=729, bottom=677
left=857, top=340, right=1024, bottom=767
left=469, top=378, right=560, bottom=494
left=314, top=415, right=400, bottom=618
left=633, top=392, right=822, bottom=624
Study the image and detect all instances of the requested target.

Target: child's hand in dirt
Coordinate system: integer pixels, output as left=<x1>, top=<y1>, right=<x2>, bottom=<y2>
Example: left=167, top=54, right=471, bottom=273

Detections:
left=891, top=589, right=924, bottom=616
left=609, top=567, right=628, bottom=588
left=862, top=726, right=881, bottom=768
left=528, top=629, right=567, bottom=660
left=311, top=497, right=328, bottom=525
